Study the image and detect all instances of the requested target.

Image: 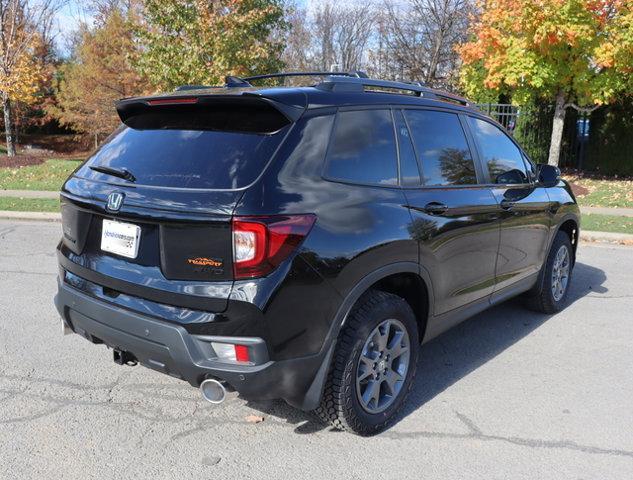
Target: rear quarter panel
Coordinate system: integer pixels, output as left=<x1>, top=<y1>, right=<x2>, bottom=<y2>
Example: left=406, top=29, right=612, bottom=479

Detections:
left=546, top=180, right=581, bottom=252
left=234, top=112, right=418, bottom=359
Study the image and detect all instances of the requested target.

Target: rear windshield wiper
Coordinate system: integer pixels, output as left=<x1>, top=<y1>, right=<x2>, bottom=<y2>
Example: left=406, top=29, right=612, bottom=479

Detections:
left=90, top=165, right=136, bottom=182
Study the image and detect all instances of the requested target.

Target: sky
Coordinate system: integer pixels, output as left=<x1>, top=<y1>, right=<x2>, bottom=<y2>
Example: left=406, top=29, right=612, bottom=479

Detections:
left=53, top=2, right=93, bottom=54
left=52, top=0, right=364, bottom=54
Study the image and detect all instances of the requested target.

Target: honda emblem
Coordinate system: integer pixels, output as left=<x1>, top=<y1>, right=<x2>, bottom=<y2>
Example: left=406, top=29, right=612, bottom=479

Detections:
left=106, top=192, right=125, bottom=212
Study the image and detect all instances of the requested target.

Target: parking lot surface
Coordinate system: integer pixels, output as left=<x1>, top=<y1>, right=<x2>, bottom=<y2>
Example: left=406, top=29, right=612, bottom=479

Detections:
left=1, top=219, right=632, bottom=479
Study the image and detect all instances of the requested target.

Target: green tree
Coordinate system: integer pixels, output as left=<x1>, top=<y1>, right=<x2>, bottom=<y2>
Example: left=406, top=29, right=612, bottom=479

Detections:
left=135, top=0, right=288, bottom=90
left=458, top=0, right=633, bottom=166
left=0, top=1, right=58, bottom=156
left=50, top=8, right=144, bottom=148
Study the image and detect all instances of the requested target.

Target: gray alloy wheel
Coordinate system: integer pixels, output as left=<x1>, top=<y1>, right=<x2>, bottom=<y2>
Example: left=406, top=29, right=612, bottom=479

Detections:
left=551, top=245, right=570, bottom=302
left=355, top=318, right=411, bottom=414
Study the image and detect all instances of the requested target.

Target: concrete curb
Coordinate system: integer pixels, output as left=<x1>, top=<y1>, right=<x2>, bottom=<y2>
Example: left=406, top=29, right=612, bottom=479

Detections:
left=580, top=230, right=633, bottom=245
left=0, top=211, right=61, bottom=222
left=0, top=189, right=59, bottom=199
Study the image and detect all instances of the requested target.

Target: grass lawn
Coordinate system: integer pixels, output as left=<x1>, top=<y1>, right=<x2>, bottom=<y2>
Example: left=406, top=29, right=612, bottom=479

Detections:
left=564, top=174, right=633, bottom=209
left=0, top=197, right=60, bottom=212
left=582, top=214, right=633, bottom=234
left=0, top=158, right=81, bottom=191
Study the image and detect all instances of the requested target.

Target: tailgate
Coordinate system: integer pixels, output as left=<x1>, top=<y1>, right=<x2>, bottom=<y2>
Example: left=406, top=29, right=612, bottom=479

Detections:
left=59, top=184, right=242, bottom=313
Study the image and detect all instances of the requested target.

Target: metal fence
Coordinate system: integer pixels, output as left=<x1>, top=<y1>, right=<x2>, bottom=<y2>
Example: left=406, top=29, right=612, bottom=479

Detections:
left=476, top=103, right=591, bottom=168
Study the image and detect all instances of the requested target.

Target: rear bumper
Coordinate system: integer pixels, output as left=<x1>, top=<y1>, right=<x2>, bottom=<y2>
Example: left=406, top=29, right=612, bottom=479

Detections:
left=54, top=280, right=329, bottom=410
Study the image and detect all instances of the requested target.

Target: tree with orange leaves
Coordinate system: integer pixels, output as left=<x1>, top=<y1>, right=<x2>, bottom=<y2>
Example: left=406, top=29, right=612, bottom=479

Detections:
left=458, top=0, right=633, bottom=166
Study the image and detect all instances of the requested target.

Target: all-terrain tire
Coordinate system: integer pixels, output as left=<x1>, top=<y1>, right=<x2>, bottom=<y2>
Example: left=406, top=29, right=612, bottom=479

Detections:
left=314, top=289, right=419, bottom=435
left=526, top=231, right=574, bottom=314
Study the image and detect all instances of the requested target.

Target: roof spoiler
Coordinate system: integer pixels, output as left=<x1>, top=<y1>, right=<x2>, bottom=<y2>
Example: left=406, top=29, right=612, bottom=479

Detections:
left=115, top=94, right=304, bottom=134
left=115, top=93, right=305, bottom=128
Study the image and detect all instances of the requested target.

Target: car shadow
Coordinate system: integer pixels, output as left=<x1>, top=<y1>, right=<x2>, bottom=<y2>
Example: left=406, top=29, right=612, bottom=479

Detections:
left=243, top=261, right=607, bottom=434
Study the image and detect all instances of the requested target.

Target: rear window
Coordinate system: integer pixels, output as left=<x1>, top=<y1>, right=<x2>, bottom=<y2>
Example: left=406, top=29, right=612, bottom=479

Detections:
left=324, top=109, right=398, bottom=186
left=78, top=111, right=289, bottom=190
left=404, top=110, right=477, bottom=186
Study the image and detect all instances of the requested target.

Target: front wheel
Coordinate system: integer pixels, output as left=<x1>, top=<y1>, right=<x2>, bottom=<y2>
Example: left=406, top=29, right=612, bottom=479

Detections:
left=527, top=231, right=574, bottom=313
left=314, top=290, right=419, bottom=435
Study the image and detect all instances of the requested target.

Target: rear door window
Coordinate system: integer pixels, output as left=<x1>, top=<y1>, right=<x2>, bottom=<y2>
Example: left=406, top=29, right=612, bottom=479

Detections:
left=324, top=109, right=398, bottom=186
left=78, top=123, right=289, bottom=190
left=468, top=117, right=530, bottom=185
left=404, top=110, right=478, bottom=186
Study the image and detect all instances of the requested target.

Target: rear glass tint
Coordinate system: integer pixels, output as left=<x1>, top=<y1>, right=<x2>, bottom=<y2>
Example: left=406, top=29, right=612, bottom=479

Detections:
left=324, top=109, right=398, bottom=186
left=404, top=110, right=477, bottom=186
left=78, top=125, right=289, bottom=190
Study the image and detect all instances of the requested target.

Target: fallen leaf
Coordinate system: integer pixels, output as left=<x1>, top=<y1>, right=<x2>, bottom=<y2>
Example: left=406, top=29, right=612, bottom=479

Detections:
left=245, top=414, right=265, bottom=424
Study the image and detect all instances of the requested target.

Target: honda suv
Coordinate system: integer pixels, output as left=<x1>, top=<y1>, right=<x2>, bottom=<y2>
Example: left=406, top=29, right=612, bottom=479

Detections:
left=54, top=73, right=580, bottom=435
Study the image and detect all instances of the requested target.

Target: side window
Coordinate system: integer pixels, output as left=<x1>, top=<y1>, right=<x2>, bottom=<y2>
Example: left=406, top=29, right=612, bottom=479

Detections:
left=325, top=109, right=398, bottom=186
left=468, top=117, right=529, bottom=185
left=394, top=110, right=421, bottom=186
left=404, top=110, right=478, bottom=186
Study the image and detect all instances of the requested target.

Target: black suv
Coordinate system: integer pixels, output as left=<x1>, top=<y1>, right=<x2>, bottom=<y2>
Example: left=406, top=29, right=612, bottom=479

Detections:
left=55, top=73, right=579, bottom=435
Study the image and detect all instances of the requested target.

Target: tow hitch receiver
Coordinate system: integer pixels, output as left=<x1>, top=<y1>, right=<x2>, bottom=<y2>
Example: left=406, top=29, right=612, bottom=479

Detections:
left=113, top=348, right=138, bottom=366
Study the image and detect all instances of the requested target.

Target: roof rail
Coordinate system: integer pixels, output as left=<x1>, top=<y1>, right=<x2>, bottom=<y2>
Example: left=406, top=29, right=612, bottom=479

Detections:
left=242, top=71, right=368, bottom=83
left=174, top=72, right=368, bottom=91
left=172, top=72, right=473, bottom=107
left=175, top=75, right=253, bottom=91
left=316, top=76, right=472, bottom=106
left=225, top=75, right=252, bottom=88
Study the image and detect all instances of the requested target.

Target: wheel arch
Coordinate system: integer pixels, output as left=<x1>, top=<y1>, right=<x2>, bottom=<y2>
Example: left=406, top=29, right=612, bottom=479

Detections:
left=337, top=262, right=433, bottom=343
left=301, top=262, right=433, bottom=411
left=555, top=215, right=579, bottom=264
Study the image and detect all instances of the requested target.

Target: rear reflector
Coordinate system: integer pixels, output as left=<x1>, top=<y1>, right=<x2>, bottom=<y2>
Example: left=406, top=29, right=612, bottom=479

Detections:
left=232, top=214, right=316, bottom=279
left=211, top=342, right=251, bottom=363
left=234, top=345, right=250, bottom=363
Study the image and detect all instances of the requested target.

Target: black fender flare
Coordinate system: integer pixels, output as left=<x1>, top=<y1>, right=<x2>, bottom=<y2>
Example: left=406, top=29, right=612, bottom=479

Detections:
left=550, top=212, right=580, bottom=261
left=299, top=261, right=434, bottom=411
left=531, top=212, right=580, bottom=297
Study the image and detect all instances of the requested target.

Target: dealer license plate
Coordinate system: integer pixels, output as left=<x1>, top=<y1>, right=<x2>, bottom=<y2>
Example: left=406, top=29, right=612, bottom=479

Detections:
left=101, top=219, right=141, bottom=259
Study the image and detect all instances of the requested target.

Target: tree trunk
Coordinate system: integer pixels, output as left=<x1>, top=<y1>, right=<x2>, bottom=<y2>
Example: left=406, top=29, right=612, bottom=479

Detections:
left=2, top=92, right=16, bottom=157
left=547, top=91, right=567, bottom=166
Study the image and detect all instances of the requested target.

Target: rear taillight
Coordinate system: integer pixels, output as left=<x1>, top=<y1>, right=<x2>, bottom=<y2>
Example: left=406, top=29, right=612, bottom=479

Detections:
left=232, top=214, right=316, bottom=279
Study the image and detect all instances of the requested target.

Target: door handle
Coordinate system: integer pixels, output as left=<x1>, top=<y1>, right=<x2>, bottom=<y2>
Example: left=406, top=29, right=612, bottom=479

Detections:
left=424, top=202, right=448, bottom=215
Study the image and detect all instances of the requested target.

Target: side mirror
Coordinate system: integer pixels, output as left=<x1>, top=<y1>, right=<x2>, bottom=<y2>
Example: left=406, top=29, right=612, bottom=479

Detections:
left=495, top=168, right=528, bottom=185
left=537, top=164, right=561, bottom=188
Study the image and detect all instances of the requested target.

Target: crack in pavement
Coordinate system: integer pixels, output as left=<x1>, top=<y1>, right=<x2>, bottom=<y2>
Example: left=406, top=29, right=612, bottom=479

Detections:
left=0, top=372, right=231, bottom=429
left=1, top=372, right=631, bottom=460
left=383, top=411, right=633, bottom=459
left=585, top=294, right=633, bottom=299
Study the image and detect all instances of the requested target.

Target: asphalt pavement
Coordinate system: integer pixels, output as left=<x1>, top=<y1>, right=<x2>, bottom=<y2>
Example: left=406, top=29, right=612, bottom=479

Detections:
left=0, top=219, right=632, bottom=479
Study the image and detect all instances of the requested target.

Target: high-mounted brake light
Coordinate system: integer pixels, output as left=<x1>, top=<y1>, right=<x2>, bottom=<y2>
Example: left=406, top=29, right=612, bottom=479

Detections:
left=147, top=97, right=198, bottom=106
left=232, top=215, right=316, bottom=279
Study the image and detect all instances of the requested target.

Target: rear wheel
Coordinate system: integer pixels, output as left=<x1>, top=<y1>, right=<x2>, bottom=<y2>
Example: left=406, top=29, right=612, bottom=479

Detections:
left=314, top=290, right=419, bottom=435
left=527, top=231, right=573, bottom=313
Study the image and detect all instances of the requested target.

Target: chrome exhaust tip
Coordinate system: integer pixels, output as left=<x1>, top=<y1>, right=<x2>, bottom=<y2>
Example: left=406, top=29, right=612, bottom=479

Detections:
left=200, top=378, right=227, bottom=404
